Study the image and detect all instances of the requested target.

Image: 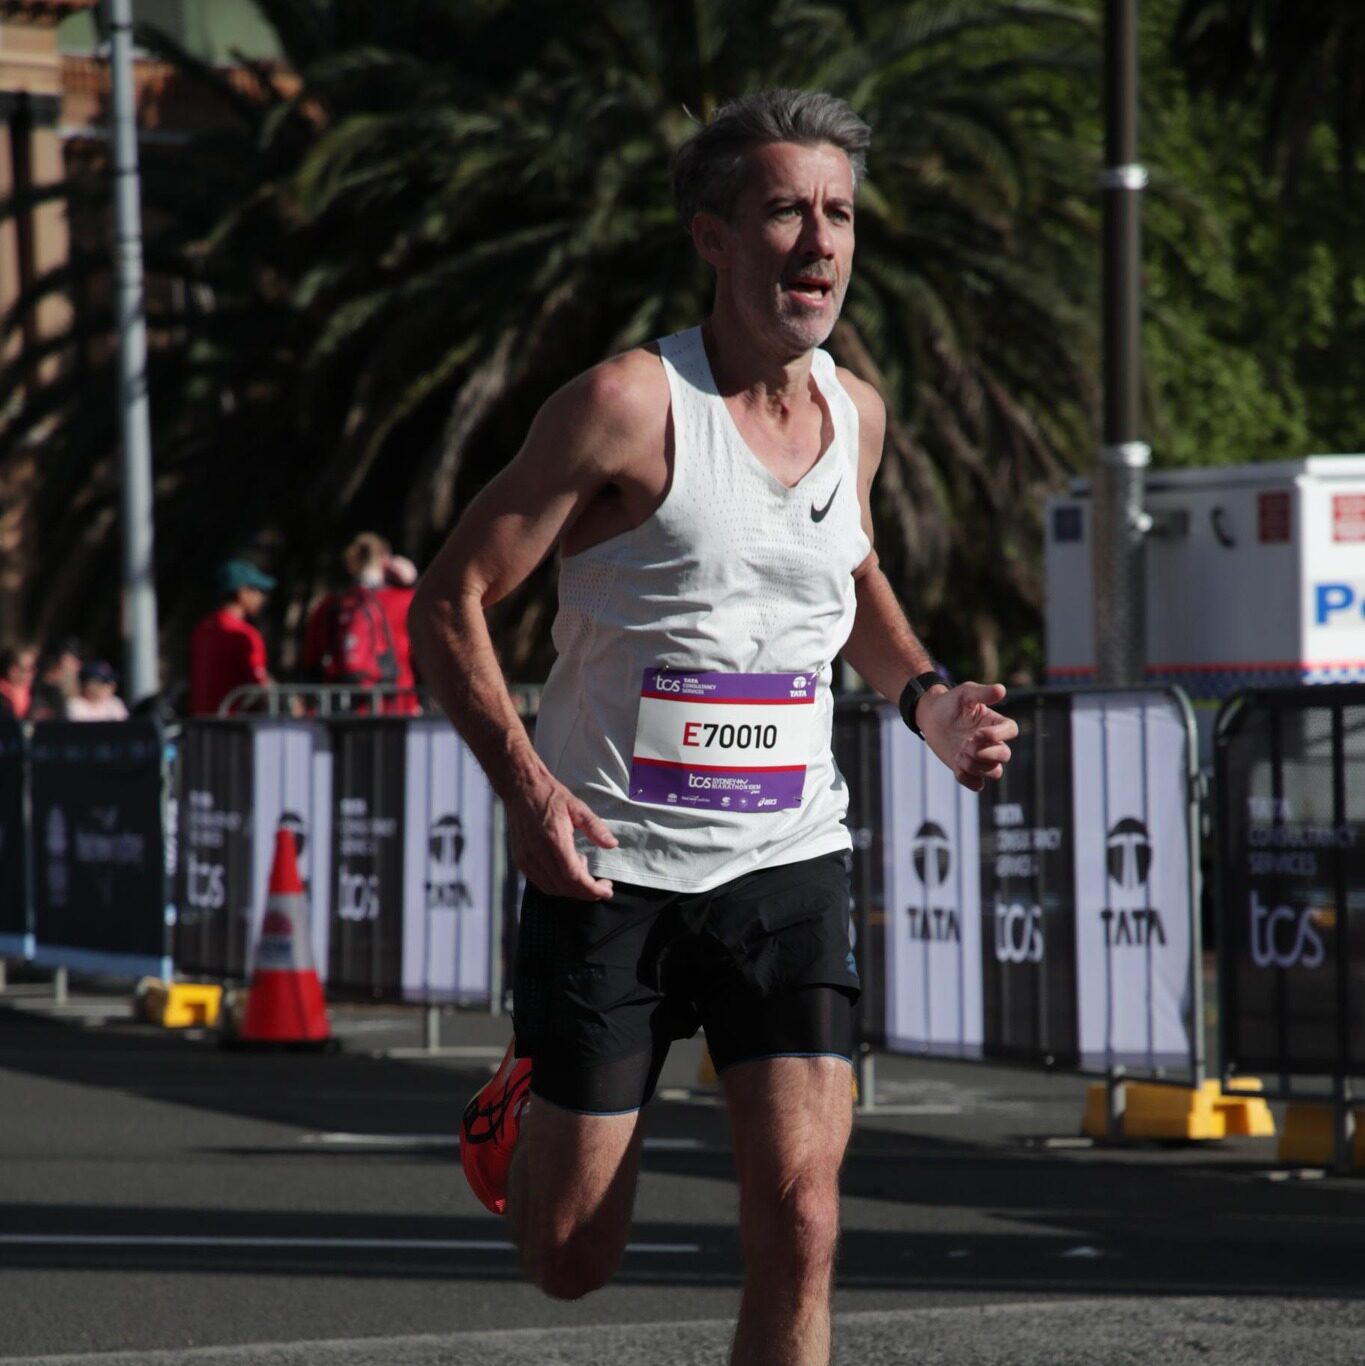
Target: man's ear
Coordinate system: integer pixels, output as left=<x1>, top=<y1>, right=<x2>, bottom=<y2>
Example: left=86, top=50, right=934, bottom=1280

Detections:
left=690, top=210, right=730, bottom=269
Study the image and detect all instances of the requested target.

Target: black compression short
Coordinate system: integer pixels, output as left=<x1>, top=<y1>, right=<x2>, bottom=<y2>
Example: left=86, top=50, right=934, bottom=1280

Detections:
left=511, top=851, right=859, bottom=1114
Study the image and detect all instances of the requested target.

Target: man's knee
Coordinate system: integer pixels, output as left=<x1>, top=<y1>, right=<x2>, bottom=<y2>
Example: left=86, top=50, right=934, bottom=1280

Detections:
left=523, top=1231, right=624, bottom=1301
left=741, top=1174, right=840, bottom=1272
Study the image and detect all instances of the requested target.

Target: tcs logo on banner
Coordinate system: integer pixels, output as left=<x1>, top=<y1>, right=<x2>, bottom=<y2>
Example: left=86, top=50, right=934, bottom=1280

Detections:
left=1249, top=890, right=1325, bottom=970
left=993, top=898, right=1044, bottom=963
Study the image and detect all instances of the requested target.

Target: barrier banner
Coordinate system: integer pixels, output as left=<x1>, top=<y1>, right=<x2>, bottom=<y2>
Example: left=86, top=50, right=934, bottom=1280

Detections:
left=0, top=715, right=26, bottom=955
left=29, top=721, right=169, bottom=976
left=177, top=721, right=331, bottom=980
left=400, top=719, right=496, bottom=1004
left=879, top=688, right=1196, bottom=1076
left=1218, top=691, right=1365, bottom=1077
left=329, top=722, right=407, bottom=996
left=979, top=694, right=1080, bottom=1067
left=1070, top=693, right=1195, bottom=1071
left=881, top=711, right=982, bottom=1056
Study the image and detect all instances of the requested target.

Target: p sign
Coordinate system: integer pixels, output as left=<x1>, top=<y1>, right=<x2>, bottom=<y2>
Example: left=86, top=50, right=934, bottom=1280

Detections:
left=1314, top=582, right=1365, bottom=626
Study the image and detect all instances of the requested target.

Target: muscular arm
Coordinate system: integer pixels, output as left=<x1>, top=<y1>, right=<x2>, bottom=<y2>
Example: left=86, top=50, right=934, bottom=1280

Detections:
left=836, top=368, right=1016, bottom=791
left=409, top=353, right=664, bottom=899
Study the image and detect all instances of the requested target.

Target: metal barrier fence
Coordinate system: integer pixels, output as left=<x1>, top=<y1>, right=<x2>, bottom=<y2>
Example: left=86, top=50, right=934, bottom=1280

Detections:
left=1, top=719, right=174, bottom=980
left=1215, top=685, right=1365, bottom=1166
left=1, top=687, right=1204, bottom=1112
left=868, top=686, right=1204, bottom=1118
left=177, top=717, right=500, bottom=1007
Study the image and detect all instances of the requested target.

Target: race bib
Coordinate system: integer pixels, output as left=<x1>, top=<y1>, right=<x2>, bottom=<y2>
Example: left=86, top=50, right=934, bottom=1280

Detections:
left=628, top=669, right=818, bottom=812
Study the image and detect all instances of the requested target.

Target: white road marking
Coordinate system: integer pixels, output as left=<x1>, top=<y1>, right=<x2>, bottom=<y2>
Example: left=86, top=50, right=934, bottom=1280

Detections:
left=0, top=1234, right=700, bottom=1254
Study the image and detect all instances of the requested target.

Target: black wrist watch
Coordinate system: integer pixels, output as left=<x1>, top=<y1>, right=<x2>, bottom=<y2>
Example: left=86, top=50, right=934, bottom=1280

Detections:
left=898, top=671, right=946, bottom=740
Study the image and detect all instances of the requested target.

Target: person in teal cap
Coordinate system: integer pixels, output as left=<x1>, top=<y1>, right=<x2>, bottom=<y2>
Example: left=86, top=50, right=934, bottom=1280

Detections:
left=188, top=559, right=277, bottom=715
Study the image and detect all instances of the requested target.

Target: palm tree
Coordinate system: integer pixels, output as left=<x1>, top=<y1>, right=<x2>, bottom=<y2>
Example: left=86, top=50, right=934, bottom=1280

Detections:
left=1171, top=0, right=1365, bottom=197
left=1, top=0, right=1100, bottom=686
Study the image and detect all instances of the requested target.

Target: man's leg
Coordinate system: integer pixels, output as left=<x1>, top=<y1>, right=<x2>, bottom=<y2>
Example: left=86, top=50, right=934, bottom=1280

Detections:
left=498, top=878, right=677, bottom=1299
left=722, top=1054, right=853, bottom=1366
left=505, top=1093, right=646, bottom=1300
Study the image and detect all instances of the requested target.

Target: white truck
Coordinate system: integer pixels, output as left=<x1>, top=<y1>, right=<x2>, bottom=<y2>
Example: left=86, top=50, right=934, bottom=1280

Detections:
left=1046, top=456, right=1365, bottom=750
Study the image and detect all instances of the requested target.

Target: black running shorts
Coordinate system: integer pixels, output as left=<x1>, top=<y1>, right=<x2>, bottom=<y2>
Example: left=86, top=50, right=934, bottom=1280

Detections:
left=512, top=851, right=859, bottom=1114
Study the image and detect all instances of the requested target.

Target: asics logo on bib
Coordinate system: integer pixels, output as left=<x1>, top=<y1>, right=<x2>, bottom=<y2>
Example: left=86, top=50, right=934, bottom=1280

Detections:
left=810, top=479, right=841, bottom=523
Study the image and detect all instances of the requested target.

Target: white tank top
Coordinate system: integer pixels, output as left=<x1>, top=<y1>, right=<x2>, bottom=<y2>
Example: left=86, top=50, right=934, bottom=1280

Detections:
left=533, top=326, right=872, bottom=892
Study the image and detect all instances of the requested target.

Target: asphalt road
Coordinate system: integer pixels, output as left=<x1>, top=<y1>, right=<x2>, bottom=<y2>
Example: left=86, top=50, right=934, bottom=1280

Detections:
left=1, top=979, right=1363, bottom=1365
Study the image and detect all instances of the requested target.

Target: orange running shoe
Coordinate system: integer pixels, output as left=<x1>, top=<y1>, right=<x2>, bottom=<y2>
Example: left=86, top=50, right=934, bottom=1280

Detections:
left=460, top=1039, right=532, bottom=1215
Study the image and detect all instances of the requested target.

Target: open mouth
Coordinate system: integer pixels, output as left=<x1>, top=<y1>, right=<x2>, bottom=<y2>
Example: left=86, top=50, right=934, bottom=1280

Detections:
left=784, top=276, right=834, bottom=306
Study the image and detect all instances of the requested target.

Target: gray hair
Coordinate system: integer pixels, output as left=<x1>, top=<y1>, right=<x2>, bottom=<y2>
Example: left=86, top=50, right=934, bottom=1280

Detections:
left=671, top=89, right=871, bottom=230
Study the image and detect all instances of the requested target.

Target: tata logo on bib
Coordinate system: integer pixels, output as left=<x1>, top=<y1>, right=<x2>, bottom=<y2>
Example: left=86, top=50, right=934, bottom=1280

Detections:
left=904, top=821, right=960, bottom=942
left=1100, top=817, right=1166, bottom=947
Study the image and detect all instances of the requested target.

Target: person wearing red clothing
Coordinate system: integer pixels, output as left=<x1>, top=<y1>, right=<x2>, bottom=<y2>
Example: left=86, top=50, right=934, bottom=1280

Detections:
left=301, top=534, right=420, bottom=714
left=0, top=643, right=37, bottom=719
left=378, top=553, right=420, bottom=715
left=188, top=560, right=276, bottom=716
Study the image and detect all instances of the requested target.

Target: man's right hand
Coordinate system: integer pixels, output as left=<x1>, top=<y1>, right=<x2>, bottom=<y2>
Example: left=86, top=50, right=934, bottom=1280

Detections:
left=507, top=774, right=617, bottom=901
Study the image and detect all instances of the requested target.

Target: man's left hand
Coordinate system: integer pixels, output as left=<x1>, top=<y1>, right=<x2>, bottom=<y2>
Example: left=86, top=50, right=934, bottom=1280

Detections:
left=916, top=682, right=1017, bottom=792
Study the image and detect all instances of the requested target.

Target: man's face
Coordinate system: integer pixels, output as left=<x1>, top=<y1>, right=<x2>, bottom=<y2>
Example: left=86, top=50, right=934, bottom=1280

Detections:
left=703, top=140, right=856, bottom=354
left=240, top=587, right=267, bottom=617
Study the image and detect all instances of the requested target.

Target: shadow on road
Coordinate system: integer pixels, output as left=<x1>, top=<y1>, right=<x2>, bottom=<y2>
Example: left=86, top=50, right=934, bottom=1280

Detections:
left=4, top=1001, right=1365, bottom=1302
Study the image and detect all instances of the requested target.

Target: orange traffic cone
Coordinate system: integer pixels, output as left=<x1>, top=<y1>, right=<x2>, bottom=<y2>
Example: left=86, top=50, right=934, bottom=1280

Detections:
left=239, top=827, right=331, bottom=1048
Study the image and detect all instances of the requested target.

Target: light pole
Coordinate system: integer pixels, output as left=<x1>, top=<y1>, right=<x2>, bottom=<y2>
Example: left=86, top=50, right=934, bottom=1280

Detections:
left=106, top=0, right=160, bottom=704
left=1094, top=0, right=1149, bottom=685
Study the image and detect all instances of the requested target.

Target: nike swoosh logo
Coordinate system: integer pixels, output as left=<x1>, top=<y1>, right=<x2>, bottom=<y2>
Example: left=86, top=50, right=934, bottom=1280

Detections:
left=810, top=479, right=841, bottom=523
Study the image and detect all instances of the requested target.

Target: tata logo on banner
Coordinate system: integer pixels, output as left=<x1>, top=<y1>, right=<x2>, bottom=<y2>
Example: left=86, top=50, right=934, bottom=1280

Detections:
left=426, top=814, right=473, bottom=912
left=904, top=820, right=960, bottom=942
left=1100, top=817, right=1167, bottom=947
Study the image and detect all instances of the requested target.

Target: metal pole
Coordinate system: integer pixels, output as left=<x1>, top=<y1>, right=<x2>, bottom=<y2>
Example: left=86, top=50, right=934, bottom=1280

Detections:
left=1094, top=0, right=1149, bottom=685
left=107, top=0, right=161, bottom=706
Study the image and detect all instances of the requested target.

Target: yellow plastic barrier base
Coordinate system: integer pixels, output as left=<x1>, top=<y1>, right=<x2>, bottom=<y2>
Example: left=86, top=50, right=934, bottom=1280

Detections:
left=697, top=1043, right=718, bottom=1086
left=134, top=978, right=222, bottom=1029
left=1277, top=1102, right=1365, bottom=1169
left=1081, top=1079, right=1277, bottom=1142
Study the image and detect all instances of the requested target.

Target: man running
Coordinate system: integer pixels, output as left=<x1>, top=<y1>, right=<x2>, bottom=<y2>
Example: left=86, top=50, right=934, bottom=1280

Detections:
left=409, top=89, right=1017, bottom=1366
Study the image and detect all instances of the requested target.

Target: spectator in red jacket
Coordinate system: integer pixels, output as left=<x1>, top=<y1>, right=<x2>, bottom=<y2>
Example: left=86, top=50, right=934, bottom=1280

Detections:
left=188, top=560, right=276, bottom=716
left=302, top=533, right=416, bottom=712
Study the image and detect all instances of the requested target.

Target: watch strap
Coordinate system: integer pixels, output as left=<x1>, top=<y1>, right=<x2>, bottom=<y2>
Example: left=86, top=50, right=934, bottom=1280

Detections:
left=898, top=670, right=946, bottom=739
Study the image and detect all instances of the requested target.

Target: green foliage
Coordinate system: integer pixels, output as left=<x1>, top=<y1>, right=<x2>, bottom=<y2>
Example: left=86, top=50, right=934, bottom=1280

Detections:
left=1, top=0, right=1103, bottom=686
left=1150, top=0, right=1365, bottom=464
